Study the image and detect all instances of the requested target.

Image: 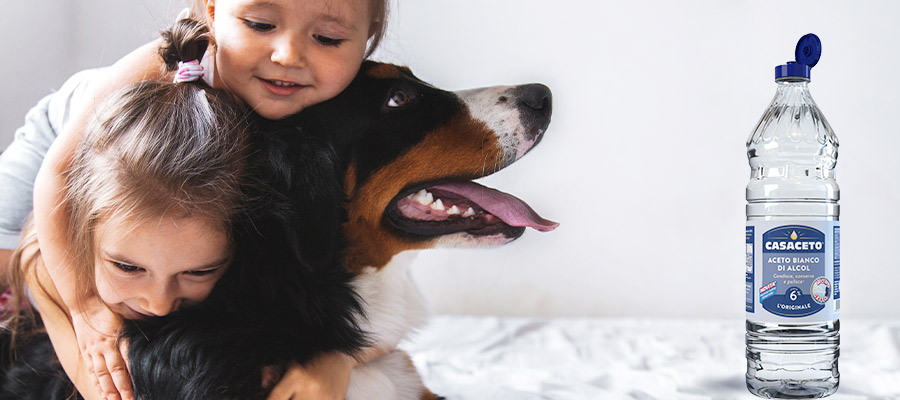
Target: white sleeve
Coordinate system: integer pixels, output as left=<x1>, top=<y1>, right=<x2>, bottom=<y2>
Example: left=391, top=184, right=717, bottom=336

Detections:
left=0, top=68, right=102, bottom=249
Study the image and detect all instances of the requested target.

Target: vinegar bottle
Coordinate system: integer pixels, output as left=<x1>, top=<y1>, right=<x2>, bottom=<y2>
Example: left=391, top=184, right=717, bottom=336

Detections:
left=745, top=33, right=840, bottom=398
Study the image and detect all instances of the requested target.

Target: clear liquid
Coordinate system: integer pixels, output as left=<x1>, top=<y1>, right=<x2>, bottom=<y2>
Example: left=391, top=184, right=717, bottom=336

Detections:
left=746, top=320, right=840, bottom=398
left=746, top=78, right=840, bottom=398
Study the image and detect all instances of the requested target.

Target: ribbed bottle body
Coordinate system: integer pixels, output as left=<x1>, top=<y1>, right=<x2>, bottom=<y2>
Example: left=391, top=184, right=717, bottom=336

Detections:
left=745, top=78, right=840, bottom=399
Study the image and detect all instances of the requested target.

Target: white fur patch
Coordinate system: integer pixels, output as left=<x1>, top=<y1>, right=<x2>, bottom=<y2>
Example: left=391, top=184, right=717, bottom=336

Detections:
left=348, top=251, right=430, bottom=399
left=434, top=231, right=518, bottom=248
left=352, top=251, right=429, bottom=353
left=456, top=86, right=537, bottom=166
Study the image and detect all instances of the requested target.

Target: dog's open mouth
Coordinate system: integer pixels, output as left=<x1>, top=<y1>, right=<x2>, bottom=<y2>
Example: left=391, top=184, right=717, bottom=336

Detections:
left=387, top=181, right=558, bottom=237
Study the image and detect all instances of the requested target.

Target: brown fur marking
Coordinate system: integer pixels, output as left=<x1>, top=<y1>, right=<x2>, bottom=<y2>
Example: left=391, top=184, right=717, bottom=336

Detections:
left=366, top=64, right=402, bottom=79
left=341, top=114, right=501, bottom=273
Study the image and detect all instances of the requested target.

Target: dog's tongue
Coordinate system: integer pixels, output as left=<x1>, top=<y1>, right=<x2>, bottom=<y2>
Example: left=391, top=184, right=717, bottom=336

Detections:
left=432, top=182, right=559, bottom=232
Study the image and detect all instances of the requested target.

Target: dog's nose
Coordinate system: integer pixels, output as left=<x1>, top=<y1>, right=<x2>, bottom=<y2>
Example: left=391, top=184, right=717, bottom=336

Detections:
left=515, top=84, right=552, bottom=138
left=517, top=84, right=552, bottom=115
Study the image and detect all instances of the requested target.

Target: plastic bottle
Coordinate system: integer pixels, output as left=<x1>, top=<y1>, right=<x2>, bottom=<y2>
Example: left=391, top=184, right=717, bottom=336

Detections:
left=745, top=33, right=840, bottom=399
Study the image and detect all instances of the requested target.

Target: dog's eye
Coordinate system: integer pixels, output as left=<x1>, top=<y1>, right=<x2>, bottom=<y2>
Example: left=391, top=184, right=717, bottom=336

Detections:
left=387, top=90, right=410, bottom=108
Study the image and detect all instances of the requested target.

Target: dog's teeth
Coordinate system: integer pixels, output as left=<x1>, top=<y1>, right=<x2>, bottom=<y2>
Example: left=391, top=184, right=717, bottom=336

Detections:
left=413, top=189, right=432, bottom=205
left=425, top=192, right=434, bottom=204
left=431, top=199, right=445, bottom=211
left=463, top=207, right=476, bottom=217
left=447, top=205, right=461, bottom=215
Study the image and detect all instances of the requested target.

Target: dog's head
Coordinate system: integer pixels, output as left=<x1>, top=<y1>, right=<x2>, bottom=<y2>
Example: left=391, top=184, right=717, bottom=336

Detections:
left=274, top=61, right=558, bottom=273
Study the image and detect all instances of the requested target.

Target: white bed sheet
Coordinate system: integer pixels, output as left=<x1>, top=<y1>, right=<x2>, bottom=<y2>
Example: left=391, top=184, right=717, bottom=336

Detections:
left=401, top=317, right=900, bottom=400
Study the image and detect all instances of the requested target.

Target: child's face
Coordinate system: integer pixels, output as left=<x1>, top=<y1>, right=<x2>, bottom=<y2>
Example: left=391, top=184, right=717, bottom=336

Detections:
left=208, top=0, right=373, bottom=120
left=93, top=214, right=231, bottom=319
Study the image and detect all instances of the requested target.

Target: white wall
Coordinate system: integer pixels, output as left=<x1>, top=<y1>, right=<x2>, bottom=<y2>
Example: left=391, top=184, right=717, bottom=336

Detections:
left=2, top=1, right=897, bottom=319
left=0, top=1, right=183, bottom=150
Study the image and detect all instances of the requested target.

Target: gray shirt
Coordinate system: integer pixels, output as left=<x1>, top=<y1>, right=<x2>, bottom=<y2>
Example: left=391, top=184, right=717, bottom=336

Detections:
left=0, top=68, right=101, bottom=249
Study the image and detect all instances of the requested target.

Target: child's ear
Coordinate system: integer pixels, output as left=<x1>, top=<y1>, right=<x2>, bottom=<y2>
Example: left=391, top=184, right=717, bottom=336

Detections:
left=204, top=0, right=216, bottom=22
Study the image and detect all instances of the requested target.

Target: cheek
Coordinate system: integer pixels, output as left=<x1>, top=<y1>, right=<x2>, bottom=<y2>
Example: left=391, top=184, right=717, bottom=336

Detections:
left=323, top=55, right=362, bottom=90
left=216, top=46, right=244, bottom=78
left=215, top=33, right=257, bottom=74
left=94, top=274, right=125, bottom=305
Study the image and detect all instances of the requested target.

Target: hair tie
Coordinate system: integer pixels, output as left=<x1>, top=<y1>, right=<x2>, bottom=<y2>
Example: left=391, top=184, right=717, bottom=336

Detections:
left=174, top=60, right=204, bottom=83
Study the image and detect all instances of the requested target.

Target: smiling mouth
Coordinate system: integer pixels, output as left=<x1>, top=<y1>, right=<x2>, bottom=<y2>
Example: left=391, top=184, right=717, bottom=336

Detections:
left=260, top=78, right=308, bottom=96
left=386, top=180, right=558, bottom=238
left=264, top=79, right=301, bottom=87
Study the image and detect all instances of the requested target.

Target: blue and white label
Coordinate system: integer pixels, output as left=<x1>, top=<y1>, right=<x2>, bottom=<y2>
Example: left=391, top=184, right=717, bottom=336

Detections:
left=746, top=221, right=840, bottom=323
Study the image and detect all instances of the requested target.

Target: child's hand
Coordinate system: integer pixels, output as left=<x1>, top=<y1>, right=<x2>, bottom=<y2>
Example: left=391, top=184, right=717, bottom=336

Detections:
left=71, top=299, right=133, bottom=400
left=266, top=352, right=356, bottom=400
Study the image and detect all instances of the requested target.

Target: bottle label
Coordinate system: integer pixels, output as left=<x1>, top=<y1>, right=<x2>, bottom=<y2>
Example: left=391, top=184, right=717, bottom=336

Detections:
left=746, top=221, right=840, bottom=322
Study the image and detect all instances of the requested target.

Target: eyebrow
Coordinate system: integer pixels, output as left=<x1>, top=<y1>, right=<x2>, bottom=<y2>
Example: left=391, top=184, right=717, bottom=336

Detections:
left=240, top=1, right=360, bottom=32
left=318, top=14, right=359, bottom=32
left=102, top=250, right=231, bottom=271
left=241, top=0, right=278, bottom=13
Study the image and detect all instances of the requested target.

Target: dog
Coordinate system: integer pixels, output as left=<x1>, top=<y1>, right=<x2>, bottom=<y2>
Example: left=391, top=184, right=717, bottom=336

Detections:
left=0, top=61, right=555, bottom=399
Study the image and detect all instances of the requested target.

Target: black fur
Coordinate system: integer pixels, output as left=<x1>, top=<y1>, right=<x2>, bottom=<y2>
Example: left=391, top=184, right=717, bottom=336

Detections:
left=0, top=316, right=81, bottom=400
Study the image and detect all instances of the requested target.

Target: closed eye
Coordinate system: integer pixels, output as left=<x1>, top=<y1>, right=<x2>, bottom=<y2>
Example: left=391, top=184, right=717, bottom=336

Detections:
left=185, top=268, right=219, bottom=277
left=313, top=34, right=345, bottom=47
left=242, top=19, right=275, bottom=32
left=113, top=261, right=144, bottom=274
left=185, top=258, right=230, bottom=278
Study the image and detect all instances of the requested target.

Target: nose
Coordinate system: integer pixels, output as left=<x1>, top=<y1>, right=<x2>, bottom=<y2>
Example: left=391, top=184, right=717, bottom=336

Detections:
left=517, top=84, right=552, bottom=114
left=271, top=34, right=306, bottom=68
left=140, top=282, right=181, bottom=317
left=514, top=83, right=553, bottom=139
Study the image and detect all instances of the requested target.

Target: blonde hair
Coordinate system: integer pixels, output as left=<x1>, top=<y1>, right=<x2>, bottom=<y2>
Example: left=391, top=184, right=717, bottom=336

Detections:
left=65, top=81, right=249, bottom=292
left=189, top=0, right=390, bottom=57
left=4, top=18, right=251, bottom=339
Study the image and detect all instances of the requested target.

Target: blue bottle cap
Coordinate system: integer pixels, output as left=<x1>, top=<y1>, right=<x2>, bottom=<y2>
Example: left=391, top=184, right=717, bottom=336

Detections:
left=775, top=33, right=821, bottom=80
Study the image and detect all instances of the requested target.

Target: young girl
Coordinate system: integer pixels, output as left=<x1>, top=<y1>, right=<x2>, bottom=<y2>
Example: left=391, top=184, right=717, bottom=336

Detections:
left=3, top=22, right=251, bottom=400
left=0, top=1, right=392, bottom=399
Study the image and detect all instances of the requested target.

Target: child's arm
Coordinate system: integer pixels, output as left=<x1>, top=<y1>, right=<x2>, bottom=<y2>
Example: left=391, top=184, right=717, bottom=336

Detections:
left=1, top=92, right=67, bottom=285
left=266, top=346, right=393, bottom=400
left=266, top=352, right=356, bottom=400
left=0, top=249, right=11, bottom=283
left=23, top=246, right=105, bottom=400
left=32, top=38, right=167, bottom=400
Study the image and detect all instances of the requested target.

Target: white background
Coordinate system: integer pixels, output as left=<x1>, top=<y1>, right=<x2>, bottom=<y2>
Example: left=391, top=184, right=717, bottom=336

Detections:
left=2, top=1, right=898, bottom=319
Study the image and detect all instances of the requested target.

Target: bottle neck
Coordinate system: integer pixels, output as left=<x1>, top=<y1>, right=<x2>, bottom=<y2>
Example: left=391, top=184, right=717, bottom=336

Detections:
left=775, top=77, right=810, bottom=86
left=771, top=78, right=813, bottom=106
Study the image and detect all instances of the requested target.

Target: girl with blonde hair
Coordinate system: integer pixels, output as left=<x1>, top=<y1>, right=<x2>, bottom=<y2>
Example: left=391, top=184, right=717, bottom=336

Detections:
left=2, top=19, right=252, bottom=400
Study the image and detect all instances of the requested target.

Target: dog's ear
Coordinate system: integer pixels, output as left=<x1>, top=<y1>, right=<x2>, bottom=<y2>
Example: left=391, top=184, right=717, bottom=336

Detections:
left=240, top=117, right=345, bottom=270
left=282, top=135, right=345, bottom=268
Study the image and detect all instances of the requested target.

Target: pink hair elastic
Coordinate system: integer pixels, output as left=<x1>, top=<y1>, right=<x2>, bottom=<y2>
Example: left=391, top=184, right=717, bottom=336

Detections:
left=174, top=60, right=204, bottom=83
